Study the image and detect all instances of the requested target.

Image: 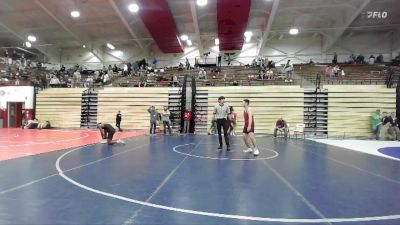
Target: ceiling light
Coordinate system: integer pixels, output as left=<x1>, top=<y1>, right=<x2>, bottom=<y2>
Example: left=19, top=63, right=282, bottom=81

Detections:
left=82, top=45, right=86, bottom=48
left=27, top=35, right=36, bottom=42
left=25, top=42, right=32, bottom=48
left=289, top=28, right=299, bottom=35
left=180, top=35, right=188, bottom=41
left=197, top=0, right=207, bottom=6
left=107, top=43, right=115, bottom=50
left=215, top=38, right=220, bottom=45
left=187, top=40, right=192, bottom=46
left=70, top=10, right=80, bottom=18
left=128, top=3, right=139, bottom=13
left=244, top=31, right=253, bottom=37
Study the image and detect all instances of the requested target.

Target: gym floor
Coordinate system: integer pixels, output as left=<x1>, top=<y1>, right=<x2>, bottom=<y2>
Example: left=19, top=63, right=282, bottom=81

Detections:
left=0, top=128, right=399, bottom=225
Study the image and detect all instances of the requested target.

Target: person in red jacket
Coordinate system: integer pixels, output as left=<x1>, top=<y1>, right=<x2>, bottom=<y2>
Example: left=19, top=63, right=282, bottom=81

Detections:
left=183, top=108, right=192, bottom=134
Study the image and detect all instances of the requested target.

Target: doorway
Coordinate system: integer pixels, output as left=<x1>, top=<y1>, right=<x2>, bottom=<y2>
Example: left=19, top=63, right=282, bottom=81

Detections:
left=8, top=102, right=24, bottom=128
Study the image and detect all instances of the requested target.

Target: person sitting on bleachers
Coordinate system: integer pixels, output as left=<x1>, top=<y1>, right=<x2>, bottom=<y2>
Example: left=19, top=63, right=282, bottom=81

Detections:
left=340, top=67, right=345, bottom=77
left=381, top=112, right=396, bottom=140
left=356, top=54, right=365, bottom=64
left=85, top=76, right=93, bottom=88
left=333, top=65, right=339, bottom=77
left=324, top=65, right=332, bottom=76
left=376, top=54, right=384, bottom=63
left=368, top=55, right=375, bottom=65
left=198, top=68, right=207, bottom=80
left=383, top=112, right=400, bottom=141
left=274, top=117, right=288, bottom=138
left=266, top=68, right=274, bottom=80
left=49, top=75, right=60, bottom=88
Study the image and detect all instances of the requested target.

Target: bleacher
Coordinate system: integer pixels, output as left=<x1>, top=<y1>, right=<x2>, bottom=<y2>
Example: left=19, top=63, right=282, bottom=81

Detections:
left=96, top=88, right=169, bottom=130
left=326, top=85, right=396, bottom=138
left=35, top=88, right=85, bottom=128
left=295, top=64, right=388, bottom=85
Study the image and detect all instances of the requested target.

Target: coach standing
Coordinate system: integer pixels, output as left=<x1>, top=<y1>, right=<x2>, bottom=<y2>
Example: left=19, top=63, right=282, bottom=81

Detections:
left=214, top=96, right=230, bottom=151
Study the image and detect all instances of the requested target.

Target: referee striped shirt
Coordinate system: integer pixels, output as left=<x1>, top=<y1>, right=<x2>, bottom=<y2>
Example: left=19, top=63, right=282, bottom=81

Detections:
left=214, top=103, right=230, bottom=119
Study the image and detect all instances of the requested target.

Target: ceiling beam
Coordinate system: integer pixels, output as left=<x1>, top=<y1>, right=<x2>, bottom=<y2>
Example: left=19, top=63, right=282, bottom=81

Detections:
left=0, top=22, right=56, bottom=60
left=33, top=0, right=104, bottom=63
left=322, top=0, right=371, bottom=52
left=189, top=0, right=204, bottom=56
left=109, top=0, right=148, bottom=58
left=257, top=0, right=280, bottom=56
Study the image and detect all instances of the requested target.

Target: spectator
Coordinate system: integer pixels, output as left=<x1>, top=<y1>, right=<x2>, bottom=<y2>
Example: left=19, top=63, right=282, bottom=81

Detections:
left=60, top=65, right=65, bottom=72
left=85, top=76, right=93, bottom=88
left=309, top=59, right=315, bottom=64
left=393, top=53, right=400, bottom=66
left=112, top=64, right=118, bottom=73
left=266, top=68, right=274, bottom=80
left=139, top=75, right=147, bottom=87
left=228, top=106, right=237, bottom=136
left=103, top=73, right=110, bottom=84
left=347, top=54, right=355, bottom=64
left=368, top=55, right=375, bottom=65
left=116, top=111, right=122, bottom=132
left=284, top=60, right=294, bottom=82
left=274, top=117, right=288, bottom=138
left=127, top=62, right=132, bottom=75
left=333, top=65, right=339, bottom=77
left=371, top=109, right=382, bottom=140
left=340, top=67, right=345, bottom=77
left=148, top=106, right=160, bottom=135
left=382, top=112, right=400, bottom=140
left=171, top=74, right=178, bottom=87
left=198, top=68, right=207, bottom=80
left=376, top=54, right=384, bottom=63
left=324, top=65, right=332, bottom=76
left=49, top=75, right=60, bottom=88
left=183, top=108, right=192, bottom=134
left=185, top=58, right=190, bottom=70
left=152, top=58, right=157, bottom=69
left=267, top=60, right=274, bottom=69
left=161, top=106, right=172, bottom=135
left=178, top=62, right=184, bottom=71
left=123, top=63, right=128, bottom=76
left=15, top=76, right=20, bottom=85
left=251, top=58, right=257, bottom=67
left=217, top=54, right=222, bottom=67
left=73, top=70, right=81, bottom=88
left=356, top=54, right=365, bottom=64
left=333, top=52, right=338, bottom=64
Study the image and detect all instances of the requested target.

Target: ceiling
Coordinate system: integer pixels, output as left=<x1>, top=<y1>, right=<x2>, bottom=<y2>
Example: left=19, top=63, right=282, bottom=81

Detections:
left=0, top=0, right=399, bottom=58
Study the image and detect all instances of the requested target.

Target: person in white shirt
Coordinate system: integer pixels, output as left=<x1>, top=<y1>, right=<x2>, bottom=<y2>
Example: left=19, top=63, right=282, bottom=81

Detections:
left=266, top=68, right=274, bottom=80
left=85, top=76, right=93, bottom=88
left=103, top=73, right=110, bottom=84
left=49, top=76, right=60, bottom=87
left=198, top=68, right=207, bottom=80
left=73, top=70, right=81, bottom=88
left=123, top=63, right=128, bottom=76
left=340, top=68, right=345, bottom=77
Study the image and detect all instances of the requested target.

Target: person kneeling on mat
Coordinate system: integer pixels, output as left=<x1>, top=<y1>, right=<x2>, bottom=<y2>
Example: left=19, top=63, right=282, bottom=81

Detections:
left=97, top=123, right=124, bottom=145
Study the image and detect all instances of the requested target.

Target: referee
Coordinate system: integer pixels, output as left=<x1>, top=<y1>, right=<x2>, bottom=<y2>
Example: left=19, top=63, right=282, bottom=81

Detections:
left=214, top=96, right=230, bottom=151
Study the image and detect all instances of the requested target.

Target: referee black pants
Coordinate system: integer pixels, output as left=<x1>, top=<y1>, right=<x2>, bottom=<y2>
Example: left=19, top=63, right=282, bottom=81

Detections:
left=216, top=119, right=229, bottom=147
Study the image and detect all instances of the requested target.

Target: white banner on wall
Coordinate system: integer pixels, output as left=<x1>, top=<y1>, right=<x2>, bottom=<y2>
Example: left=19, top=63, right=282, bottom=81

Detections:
left=0, top=86, right=35, bottom=110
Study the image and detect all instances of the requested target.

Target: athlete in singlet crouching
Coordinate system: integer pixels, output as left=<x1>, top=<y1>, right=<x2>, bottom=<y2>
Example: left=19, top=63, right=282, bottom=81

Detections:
left=97, top=123, right=124, bottom=145
left=242, top=99, right=259, bottom=156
